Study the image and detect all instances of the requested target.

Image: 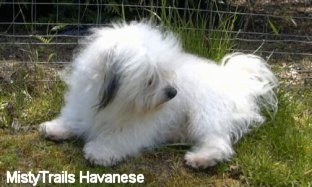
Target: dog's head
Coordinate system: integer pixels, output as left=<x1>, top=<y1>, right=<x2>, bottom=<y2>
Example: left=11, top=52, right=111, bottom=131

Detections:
left=96, top=48, right=177, bottom=113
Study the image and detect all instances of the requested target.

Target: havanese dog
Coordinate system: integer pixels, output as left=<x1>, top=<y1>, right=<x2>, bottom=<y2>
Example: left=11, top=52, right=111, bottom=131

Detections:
left=40, top=21, right=278, bottom=169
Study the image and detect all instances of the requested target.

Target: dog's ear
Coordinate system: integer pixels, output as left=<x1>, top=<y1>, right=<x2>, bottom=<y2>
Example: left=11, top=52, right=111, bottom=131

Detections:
left=96, top=61, right=121, bottom=110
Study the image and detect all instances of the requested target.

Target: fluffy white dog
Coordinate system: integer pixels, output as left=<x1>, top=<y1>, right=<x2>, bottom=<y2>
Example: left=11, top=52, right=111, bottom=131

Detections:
left=40, top=21, right=278, bottom=169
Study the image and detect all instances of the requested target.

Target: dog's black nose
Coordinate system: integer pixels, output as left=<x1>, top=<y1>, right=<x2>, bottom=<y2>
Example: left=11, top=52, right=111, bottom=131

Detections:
left=164, top=87, right=177, bottom=99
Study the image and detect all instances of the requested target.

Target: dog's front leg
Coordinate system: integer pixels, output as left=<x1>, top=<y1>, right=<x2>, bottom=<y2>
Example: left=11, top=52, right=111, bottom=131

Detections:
left=39, top=118, right=76, bottom=141
left=83, top=128, right=156, bottom=166
left=83, top=139, right=124, bottom=166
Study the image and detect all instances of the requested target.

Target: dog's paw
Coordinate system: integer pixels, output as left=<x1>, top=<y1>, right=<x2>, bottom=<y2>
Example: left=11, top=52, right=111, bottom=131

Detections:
left=83, top=142, right=121, bottom=167
left=184, top=152, right=217, bottom=169
left=39, top=120, right=72, bottom=141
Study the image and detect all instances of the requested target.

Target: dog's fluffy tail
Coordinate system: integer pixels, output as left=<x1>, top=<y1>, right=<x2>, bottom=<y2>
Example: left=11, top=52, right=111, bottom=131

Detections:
left=220, top=53, right=278, bottom=139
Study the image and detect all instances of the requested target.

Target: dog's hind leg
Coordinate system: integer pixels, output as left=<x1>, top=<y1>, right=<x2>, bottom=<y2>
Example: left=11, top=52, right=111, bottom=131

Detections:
left=184, top=111, right=235, bottom=169
left=184, top=134, right=234, bottom=169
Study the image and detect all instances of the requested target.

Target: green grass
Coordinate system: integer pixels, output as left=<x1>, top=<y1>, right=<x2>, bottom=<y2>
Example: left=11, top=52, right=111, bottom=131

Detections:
left=235, top=89, right=312, bottom=186
left=1, top=2, right=312, bottom=186
left=154, top=0, right=238, bottom=61
left=1, top=75, right=311, bottom=186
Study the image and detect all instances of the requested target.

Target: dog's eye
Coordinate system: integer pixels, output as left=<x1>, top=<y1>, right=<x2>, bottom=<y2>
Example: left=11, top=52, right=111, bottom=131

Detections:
left=147, top=78, right=153, bottom=86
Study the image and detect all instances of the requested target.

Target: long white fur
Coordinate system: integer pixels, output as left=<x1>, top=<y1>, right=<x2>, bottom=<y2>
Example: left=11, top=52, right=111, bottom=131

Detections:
left=40, top=21, right=278, bottom=168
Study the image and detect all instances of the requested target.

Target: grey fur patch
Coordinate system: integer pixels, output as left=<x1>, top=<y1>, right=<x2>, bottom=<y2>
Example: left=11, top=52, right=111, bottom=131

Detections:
left=96, top=58, right=121, bottom=110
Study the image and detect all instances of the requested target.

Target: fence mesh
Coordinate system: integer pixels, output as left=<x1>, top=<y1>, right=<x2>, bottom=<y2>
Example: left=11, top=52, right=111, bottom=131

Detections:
left=0, top=1, right=311, bottom=87
left=1, top=1, right=312, bottom=60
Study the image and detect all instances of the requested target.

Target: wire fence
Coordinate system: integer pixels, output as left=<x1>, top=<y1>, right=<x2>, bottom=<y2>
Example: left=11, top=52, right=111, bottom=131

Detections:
left=0, top=1, right=311, bottom=87
left=0, top=0, right=312, bottom=89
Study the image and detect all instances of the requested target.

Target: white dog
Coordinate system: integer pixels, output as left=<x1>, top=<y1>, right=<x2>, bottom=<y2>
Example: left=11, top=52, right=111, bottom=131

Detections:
left=40, top=21, right=278, bottom=169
